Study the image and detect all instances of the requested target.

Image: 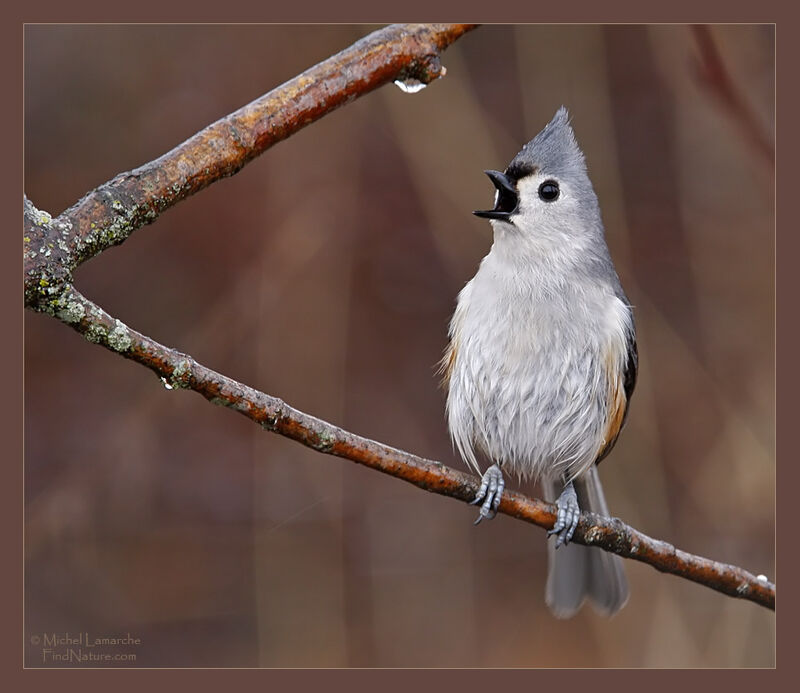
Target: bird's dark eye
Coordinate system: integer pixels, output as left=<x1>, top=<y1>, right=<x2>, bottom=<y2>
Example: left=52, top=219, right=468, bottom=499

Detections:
left=538, top=180, right=560, bottom=202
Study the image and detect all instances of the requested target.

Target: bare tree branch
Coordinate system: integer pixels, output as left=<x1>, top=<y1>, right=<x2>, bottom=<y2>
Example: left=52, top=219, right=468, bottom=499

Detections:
left=27, top=280, right=776, bottom=611
left=24, top=23, right=477, bottom=311
left=24, top=24, right=775, bottom=613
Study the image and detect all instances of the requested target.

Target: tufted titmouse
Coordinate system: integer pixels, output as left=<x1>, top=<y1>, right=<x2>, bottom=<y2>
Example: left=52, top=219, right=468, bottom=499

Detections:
left=442, top=107, right=636, bottom=618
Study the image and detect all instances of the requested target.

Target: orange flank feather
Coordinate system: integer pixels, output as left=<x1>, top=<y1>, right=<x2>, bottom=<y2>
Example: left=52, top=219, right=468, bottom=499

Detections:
left=596, top=348, right=628, bottom=464
left=439, top=339, right=457, bottom=389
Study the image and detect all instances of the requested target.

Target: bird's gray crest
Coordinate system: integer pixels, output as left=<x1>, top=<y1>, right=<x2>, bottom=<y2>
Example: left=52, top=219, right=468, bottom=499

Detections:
left=506, top=106, right=586, bottom=181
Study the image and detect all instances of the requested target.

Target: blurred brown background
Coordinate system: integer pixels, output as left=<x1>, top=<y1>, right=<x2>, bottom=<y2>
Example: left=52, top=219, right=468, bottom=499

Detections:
left=24, top=25, right=774, bottom=667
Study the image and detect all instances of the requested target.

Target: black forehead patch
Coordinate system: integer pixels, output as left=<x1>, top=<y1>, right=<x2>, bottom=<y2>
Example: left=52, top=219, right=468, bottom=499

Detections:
left=505, top=160, right=538, bottom=182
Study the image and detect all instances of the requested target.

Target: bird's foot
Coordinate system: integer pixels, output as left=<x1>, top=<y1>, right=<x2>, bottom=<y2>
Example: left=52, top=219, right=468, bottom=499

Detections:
left=471, top=463, right=505, bottom=525
left=547, top=480, right=580, bottom=548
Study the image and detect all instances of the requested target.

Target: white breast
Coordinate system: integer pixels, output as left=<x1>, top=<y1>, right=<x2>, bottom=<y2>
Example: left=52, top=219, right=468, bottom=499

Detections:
left=445, top=247, right=632, bottom=483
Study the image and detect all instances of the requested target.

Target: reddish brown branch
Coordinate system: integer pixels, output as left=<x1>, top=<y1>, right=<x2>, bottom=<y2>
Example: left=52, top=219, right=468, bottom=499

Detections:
left=37, top=284, right=773, bottom=611
left=24, top=23, right=477, bottom=310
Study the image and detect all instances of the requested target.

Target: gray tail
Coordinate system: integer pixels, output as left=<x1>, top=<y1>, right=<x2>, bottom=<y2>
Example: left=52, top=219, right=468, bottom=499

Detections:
left=542, top=466, right=629, bottom=619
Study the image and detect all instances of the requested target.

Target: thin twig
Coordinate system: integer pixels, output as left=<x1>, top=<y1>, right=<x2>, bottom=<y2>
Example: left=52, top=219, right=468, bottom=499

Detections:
left=24, top=23, right=477, bottom=311
left=36, top=283, right=776, bottom=611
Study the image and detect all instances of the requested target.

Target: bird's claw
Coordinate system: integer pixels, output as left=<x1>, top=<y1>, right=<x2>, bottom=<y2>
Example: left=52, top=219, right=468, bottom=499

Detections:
left=472, top=463, right=504, bottom=525
left=547, top=481, right=580, bottom=548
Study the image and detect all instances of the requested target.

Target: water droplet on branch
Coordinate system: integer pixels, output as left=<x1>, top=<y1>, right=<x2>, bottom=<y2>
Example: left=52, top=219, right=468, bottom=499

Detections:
left=393, top=78, right=427, bottom=94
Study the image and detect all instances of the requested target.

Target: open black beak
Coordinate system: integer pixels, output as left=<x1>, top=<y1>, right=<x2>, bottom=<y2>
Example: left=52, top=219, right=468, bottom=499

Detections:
left=473, top=170, right=519, bottom=220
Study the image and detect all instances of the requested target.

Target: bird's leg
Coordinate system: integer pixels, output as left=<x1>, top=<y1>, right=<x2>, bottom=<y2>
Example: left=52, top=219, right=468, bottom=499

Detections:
left=471, top=463, right=505, bottom=525
left=547, top=479, right=581, bottom=547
